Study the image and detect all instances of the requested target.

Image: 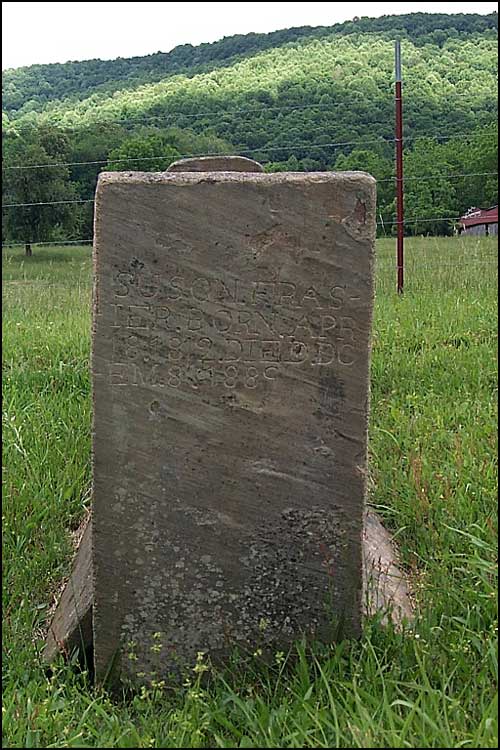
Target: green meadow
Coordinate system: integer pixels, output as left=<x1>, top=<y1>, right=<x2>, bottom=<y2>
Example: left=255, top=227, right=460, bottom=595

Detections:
left=2, top=236, right=498, bottom=748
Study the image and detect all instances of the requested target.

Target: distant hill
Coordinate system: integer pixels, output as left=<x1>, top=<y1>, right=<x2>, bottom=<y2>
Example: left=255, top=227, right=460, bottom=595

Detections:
left=2, top=12, right=498, bottom=243
left=3, top=12, right=498, bottom=114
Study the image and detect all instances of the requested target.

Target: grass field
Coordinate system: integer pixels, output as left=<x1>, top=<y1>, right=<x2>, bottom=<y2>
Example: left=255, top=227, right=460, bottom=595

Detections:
left=2, top=236, right=498, bottom=748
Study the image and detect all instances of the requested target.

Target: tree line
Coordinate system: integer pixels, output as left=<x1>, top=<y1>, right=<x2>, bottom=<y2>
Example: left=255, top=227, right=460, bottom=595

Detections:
left=2, top=13, right=497, bottom=245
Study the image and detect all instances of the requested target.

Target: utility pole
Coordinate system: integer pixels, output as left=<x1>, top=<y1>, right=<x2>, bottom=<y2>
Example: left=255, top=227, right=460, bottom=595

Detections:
left=395, top=40, right=404, bottom=294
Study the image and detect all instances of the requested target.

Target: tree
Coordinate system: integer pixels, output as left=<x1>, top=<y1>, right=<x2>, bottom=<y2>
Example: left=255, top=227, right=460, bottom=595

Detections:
left=403, top=139, right=458, bottom=235
left=69, top=123, right=129, bottom=238
left=2, top=126, right=82, bottom=250
left=3, top=15, right=497, bottom=238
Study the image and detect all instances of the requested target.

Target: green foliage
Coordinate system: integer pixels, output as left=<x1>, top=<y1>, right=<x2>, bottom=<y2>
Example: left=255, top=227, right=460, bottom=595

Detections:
left=2, top=125, right=235, bottom=241
left=402, top=124, right=498, bottom=235
left=104, top=127, right=234, bottom=172
left=2, top=13, right=497, bottom=114
left=106, top=135, right=180, bottom=172
left=2, top=126, right=83, bottom=244
left=1, top=13, right=498, bottom=243
left=2, top=237, right=498, bottom=747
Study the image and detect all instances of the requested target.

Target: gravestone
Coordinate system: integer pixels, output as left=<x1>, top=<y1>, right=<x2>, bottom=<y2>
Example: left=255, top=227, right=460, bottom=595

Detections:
left=46, top=159, right=385, bottom=687
left=90, top=163, right=376, bottom=685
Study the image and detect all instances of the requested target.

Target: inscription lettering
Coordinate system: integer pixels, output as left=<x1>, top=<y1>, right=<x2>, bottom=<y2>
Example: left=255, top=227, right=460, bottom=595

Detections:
left=112, top=265, right=356, bottom=311
left=108, top=263, right=362, bottom=389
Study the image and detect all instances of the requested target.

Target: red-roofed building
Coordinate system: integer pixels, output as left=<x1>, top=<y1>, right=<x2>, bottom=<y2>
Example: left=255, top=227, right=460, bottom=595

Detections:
left=458, top=205, right=498, bottom=236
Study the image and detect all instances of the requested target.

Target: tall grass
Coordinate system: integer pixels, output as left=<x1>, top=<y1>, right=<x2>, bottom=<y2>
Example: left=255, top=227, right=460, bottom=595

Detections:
left=2, top=236, right=498, bottom=748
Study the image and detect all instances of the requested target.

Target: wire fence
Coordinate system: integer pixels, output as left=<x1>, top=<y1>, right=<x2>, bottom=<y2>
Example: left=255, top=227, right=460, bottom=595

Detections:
left=2, top=89, right=498, bottom=296
left=1, top=131, right=495, bottom=173
left=2, top=166, right=498, bottom=245
left=3, top=171, right=498, bottom=209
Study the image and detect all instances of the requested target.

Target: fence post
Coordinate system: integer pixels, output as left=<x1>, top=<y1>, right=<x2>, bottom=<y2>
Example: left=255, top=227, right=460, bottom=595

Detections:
left=395, top=40, right=404, bottom=294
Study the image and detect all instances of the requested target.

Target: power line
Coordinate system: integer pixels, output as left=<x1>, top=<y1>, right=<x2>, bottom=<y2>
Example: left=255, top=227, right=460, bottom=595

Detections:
left=2, top=101, right=387, bottom=132
left=2, top=198, right=94, bottom=208
left=3, top=214, right=498, bottom=246
left=379, top=216, right=470, bottom=226
left=2, top=137, right=396, bottom=171
left=3, top=87, right=497, bottom=133
left=377, top=170, right=498, bottom=184
left=3, top=130, right=496, bottom=172
left=3, top=170, right=497, bottom=209
left=376, top=260, right=498, bottom=268
left=2, top=238, right=93, bottom=247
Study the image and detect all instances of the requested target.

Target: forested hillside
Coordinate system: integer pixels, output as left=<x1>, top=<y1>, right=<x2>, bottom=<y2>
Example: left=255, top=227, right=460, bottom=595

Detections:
left=3, top=12, right=497, bottom=113
left=2, top=12, right=498, bottom=244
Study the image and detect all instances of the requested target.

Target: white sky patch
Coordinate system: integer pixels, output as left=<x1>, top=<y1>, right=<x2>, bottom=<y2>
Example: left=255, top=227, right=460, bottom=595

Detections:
left=2, top=2, right=498, bottom=70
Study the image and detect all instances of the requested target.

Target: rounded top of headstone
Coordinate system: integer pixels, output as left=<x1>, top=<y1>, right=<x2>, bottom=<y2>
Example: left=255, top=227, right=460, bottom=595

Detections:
left=167, top=155, right=264, bottom=173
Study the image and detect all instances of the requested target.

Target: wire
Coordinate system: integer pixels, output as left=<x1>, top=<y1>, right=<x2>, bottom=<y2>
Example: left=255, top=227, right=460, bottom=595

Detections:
left=3, top=169, right=497, bottom=209
left=2, top=101, right=387, bottom=132
left=4, top=88, right=497, bottom=133
left=2, top=198, right=94, bottom=208
left=379, top=217, right=468, bottom=226
left=3, top=130, right=497, bottom=172
left=377, top=170, right=498, bottom=183
left=376, top=261, right=498, bottom=269
left=3, top=215, right=498, bottom=246
left=2, top=238, right=93, bottom=247
left=2, top=137, right=396, bottom=171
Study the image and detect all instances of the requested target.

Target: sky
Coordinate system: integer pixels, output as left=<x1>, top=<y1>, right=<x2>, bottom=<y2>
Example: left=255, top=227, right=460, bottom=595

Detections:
left=2, top=1, right=498, bottom=70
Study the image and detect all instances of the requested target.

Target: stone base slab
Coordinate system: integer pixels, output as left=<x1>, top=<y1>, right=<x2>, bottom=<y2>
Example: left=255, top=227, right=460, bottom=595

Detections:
left=43, top=509, right=413, bottom=665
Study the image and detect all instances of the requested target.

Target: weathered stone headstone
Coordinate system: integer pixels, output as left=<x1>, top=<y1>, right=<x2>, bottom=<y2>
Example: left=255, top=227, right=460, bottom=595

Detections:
left=89, top=164, right=377, bottom=685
